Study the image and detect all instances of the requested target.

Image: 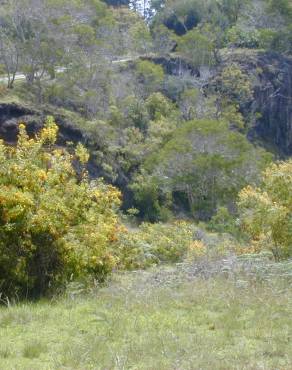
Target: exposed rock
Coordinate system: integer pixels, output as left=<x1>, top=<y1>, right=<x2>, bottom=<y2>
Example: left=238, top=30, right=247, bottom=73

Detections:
left=218, top=50, right=292, bottom=155
left=141, top=55, right=200, bottom=77
left=0, top=103, right=40, bottom=143
left=147, top=51, right=292, bottom=156
left=1, top=50, right=291, bottom=157
left=251, top=52, right=292, bottom=155
left=0, top=102, right=84, bottom=145
left=0, top=101, right=106, bottom=180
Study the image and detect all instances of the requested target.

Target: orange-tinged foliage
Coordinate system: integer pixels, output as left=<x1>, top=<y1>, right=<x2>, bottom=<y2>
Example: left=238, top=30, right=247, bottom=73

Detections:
left=238, top=159, right=292, bottom=260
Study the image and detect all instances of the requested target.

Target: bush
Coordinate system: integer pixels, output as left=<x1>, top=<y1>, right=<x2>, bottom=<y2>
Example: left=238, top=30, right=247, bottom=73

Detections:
left=130, top=172, right=172, bottom=222
left=238, top=160, right=292, bottom=260
left=145, top=92, right=174, bottom=121
left=143, top=119, right=272, bottom=220
left=135, top=60, right=165, bottom=94
left=116, top=220, right=242, bottom=270
left=225, top=26, right=260, bottom=48
left=0, top=117, right=121, bottom=299
left=257, top=29, right=279, bottom=50
left=216, top=63, right=253, bottom=106
left=177, top=29, right=215, bottom=67
left=116, top=221, right=203, bottom=269
left=208, top=207, right=240, bottom=236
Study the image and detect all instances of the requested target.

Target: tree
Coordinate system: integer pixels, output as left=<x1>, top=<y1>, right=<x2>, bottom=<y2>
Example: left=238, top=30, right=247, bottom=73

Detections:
left=178, top=88, right=200, bottom=120
left=152, top=25, right=176, bottom=55
left=0, top=15, right=21, bottom=88
left=216, top=63, right=253, bottom=106
left=238, top=159, right=292, bottom=260
left=129, top=21, right=153, bottom=55
left=144, top=119, right=271, bottom=219
left=217, top=0, right=249, bottom=24
left=153, top=0, right=204, bottom=36
left=135, top=60, right=164, bottom=95
left=177, top=29, right=216, bottom=67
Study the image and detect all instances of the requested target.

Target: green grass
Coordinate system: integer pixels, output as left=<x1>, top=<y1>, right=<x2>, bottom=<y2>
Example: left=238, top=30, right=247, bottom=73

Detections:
left=0, top=264, right=291, bottom=370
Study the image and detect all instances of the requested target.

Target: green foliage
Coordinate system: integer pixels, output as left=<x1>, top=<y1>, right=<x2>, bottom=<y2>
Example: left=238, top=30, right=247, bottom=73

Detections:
left=130, top=171, right=172, bottom=222
left=257, top=28, right=279, bottom=50
left=220, top=101, right=245, bottom=130
left=268, top=0, right=292, bottom=21
left=117, top=221, right=205, bottom=269
left=122, top=95, right=149, bottom=130
left=178, top=88, right=199, bottom=120
left=145, top=92, right=175, bottom=121
left=238, top=159, right=292, bottom=260
left=129, top=21, right=152, bottom=54
left=208, top=206, right=240, bottom=236
left=218, top=0, right=249, bottom=24
left=0, top=117, right=121, bottom=299
left=216, top=63, right=253, bottom=106
left=0, top=267, right=291, bottom=369
left=152, top=0, right=204, bottom=36
left=143, top=119, right=272, bottom=220
left=258, top=27, right=292, bottom=54
left=152, top=24, right=176, bottom=54
left=135, top=60, right=165, bottom=94
left=225, top=26, right=260, bottom=48
left=177, top=29, right=215, bottom=67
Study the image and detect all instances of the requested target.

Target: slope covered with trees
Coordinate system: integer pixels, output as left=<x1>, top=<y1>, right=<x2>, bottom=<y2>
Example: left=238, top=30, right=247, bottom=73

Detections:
left=0, top=0, right=291, bottom=302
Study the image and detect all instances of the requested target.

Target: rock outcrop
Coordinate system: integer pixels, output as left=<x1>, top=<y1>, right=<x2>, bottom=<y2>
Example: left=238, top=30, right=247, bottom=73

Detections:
left=0, top=102, right=84, bottom=145
left=147, top=51, right=292, bottom=155
left=1, top=51, right=292, bottom=156
left=251, top=52, right=292, bottom=155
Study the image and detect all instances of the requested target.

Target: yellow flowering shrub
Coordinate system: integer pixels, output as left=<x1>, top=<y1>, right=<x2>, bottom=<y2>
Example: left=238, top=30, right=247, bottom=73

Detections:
left=116, top=221, right=206, bottom=269
left=186, top=240, right=207, bottom=261
left=238, top=160, right=292, bottom=260
left=0, top=117, right=121, bottom=299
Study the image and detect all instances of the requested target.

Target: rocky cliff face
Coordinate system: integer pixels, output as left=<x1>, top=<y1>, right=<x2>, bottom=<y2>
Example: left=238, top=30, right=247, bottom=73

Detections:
left=0, top=102, right=84, bottom=145
left=0, top=103, right=39, bottom=143
left=251, top=52, right=292, bottom=155
left=147, top=51, right=292, bottom=156
left=1, top=51, right=292, bottom=156
left=220, top=51, right=292, bottom=155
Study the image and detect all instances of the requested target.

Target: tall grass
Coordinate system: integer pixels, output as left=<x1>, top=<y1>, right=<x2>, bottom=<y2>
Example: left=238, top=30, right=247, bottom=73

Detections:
left=0, top=258, right=291, bottom=369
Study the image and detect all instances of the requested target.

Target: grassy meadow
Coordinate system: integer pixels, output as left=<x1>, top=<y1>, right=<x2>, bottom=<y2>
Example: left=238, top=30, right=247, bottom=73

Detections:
left=0, top=257, right=291, bottom=370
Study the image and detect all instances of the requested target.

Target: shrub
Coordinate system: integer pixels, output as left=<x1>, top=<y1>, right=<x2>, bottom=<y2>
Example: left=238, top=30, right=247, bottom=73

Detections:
left=145, top=92, right=174, bottom=121
left=216, top=63, right=253, bottom=106
left=208, top=207, right=240, bottom=235
left=130, top=171, right=172, bottom=222
left=116, top=220, right=241, bottom=270
left=225, top=26, right=260, bottom=48
left=116, top=221, right=203, bottom=269
left=238, top=160, right=292, bottom=260
left=177, top=29, right=215, bottom=67
left=257, top=29, right=279, bottom=50
left=135, top=60, right=165, bottom=94
left=0, top=117, right=121, bottom=299
left=143, top=119, right=272, bottom=220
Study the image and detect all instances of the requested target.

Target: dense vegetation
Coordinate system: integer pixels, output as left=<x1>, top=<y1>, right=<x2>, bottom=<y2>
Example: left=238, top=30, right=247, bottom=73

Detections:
left=0, top=0, right=291, bottom=368
left=0, top=5, right=291, bottom=368
left=0, top=118, right=122, bottom=298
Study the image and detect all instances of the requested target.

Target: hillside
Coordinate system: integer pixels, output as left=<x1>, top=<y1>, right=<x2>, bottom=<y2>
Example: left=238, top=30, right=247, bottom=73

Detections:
left=0, top=1, right=291, bottom=368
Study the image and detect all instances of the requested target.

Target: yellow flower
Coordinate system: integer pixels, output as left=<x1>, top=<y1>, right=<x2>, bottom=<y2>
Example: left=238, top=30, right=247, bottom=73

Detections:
left=38, top=170, right=47, bottom=181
